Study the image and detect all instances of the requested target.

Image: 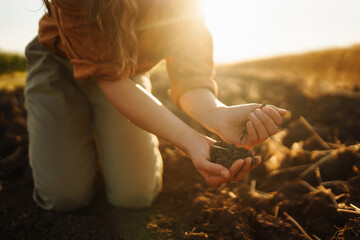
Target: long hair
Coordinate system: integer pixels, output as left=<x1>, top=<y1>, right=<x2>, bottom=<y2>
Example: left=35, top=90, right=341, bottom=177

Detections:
left=43, top=0, right=139, bottom=75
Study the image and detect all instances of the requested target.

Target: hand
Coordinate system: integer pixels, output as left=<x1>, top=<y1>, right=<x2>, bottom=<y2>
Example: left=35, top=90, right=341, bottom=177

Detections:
left=186, top=135, right=262, bottom=187
left=208, top=104, right=287, bottom=147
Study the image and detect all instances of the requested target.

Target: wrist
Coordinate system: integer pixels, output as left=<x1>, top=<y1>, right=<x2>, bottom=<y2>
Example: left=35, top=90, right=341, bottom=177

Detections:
left=177, top=127, right=208, bottom=160
left=202, top=104, right=228, bottom=134
left=179, top=88, right=227, bottom=132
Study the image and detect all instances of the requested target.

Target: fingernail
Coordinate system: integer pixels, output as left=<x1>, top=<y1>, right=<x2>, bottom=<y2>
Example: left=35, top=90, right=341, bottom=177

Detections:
left=249, top=112, right=256, bottom=119
left=262, top=107, right=270, bottom=113
left=221, top=170, right=229, bottom=178
left=255, top=109, right=262, bottom=116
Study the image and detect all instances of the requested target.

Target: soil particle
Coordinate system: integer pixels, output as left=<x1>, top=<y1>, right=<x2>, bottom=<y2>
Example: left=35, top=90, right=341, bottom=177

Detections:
left=210, top=141, right=255, bottom=168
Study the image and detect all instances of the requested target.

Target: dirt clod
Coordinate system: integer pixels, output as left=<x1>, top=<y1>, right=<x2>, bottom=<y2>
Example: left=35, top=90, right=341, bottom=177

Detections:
left=210, top=141, right=255, bottom=168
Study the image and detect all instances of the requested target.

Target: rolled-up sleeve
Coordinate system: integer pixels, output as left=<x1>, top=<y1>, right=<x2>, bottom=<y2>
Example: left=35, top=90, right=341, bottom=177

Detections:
left=166, top=18, right=217, bottom=105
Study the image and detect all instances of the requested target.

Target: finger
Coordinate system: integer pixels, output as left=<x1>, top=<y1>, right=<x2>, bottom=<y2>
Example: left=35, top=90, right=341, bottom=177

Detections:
left=249, top=156, right=262, bottom=171
left=228, top=159, right=245, bottom=179
left=254, top=109, right=278, bottom=136
left=196, top=160, right=230, bottom=179
left=246, top=121, right=258, bottom=144
left=233, top=157, right=252, bottom=181
left=267, top=105, right=287, bottom=116
left=262, top=106, right=283, bottom=125
left=249, top=112, right=269, bottom=142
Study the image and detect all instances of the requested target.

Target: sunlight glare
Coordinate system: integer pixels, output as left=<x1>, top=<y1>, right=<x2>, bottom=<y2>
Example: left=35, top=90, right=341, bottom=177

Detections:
left=202, top=0, right=259, bottom=63
left=202, top=0, right=360, bottom=63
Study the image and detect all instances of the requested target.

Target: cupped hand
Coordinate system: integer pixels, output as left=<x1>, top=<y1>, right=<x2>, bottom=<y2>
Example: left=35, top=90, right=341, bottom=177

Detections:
left=208, top=104, right=286, bottom=147
left=188, top=136, right=262, bottom=187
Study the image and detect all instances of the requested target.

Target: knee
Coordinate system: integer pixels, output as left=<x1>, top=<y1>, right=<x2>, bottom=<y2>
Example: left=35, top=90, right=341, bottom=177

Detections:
left=107, top=180, right=161, bottom=209
left=33, top=184, right=93, bottom=212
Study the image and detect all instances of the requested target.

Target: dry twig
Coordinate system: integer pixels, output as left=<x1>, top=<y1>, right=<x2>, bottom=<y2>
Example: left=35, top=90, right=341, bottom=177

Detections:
left=299, top=116, right=331, bottom=150
left=312, top=234, right=322, bottom=240
left=301, top=143, right=360, bottom=180
left=274, top=204, right=279, bottom=218
left=315, top=167, right=323, bottom=186
left=250, top=180, right=256, bottom=192
left=334, top=193, right=347, bottom=200
left=337, top=209, right=360, bottom=215
left=350, top=204, right=360, bottom=213
left=296, top=178, right=316, bottom=192
left=283, top=211, right=313, bottom=240
left=228, top=191, right=237, bottom=199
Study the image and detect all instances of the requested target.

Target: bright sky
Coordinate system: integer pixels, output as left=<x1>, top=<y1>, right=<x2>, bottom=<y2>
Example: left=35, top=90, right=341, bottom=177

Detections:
left=203, top=0, right=360, bottom=62
left=1, top=0, right=360, bottom=63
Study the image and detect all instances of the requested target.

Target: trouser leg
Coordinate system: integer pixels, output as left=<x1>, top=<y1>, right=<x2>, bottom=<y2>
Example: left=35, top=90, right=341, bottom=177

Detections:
left=78, top=75, right=163, bottom=209
left=24, top=37, right=96, bottom=211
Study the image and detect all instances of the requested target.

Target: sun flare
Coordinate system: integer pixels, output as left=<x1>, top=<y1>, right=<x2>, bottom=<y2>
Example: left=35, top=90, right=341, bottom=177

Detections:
left=201, top=0, right=256, bottom=63
left=201, top=0, right=360, bottom=63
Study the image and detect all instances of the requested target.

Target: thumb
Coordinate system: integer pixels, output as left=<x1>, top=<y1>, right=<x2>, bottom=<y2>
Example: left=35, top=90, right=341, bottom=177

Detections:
left=196, top=159, right=230, bottom=179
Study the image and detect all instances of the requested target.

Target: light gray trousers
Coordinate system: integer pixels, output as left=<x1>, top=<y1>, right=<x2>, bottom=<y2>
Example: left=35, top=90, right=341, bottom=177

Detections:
left=24, top=37, right=163, bottom=211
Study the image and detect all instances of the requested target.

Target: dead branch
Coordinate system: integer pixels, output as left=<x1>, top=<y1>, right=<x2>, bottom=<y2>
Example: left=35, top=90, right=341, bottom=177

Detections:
left=283, top=211, right=313, bottom=240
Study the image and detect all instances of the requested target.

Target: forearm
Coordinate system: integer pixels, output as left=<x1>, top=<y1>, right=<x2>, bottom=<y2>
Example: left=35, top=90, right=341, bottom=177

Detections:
left=96, top=78, right=202, bottom=155
left=179, top=88, right=226, bottom=131
left=179, top=88, right=287, bottom=147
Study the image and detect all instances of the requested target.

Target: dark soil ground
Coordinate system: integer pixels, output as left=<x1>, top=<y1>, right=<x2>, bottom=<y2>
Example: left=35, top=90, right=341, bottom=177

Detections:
left=1, top=66, right=360, bottom=239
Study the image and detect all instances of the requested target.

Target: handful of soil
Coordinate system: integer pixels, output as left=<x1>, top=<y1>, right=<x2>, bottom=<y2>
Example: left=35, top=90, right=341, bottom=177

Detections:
left=210, top=141, right=256, bottom=169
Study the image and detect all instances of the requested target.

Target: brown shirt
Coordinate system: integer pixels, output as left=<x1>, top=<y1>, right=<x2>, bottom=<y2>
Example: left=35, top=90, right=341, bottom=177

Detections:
left=38, top=0, right=217, bottom=104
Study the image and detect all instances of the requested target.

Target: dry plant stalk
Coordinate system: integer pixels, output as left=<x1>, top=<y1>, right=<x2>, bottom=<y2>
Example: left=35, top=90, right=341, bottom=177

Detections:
left=337, top=209, right=360, bottom=215
left=301, top=143, right=360, bottom=181
left=315, top=167, right=323, bottom=186
left=296, top=178, right=316, bottom=192
left=350, top=203, right=360, bottom=212
left=299, top=116, right=331, bottom=150
left=228, top=191, right=237, bottom=199
left=274, top=204, right=279, bottom=218
left=312, top=234, right=322, bottom=240
left=334, top=193, right=347, bottom=200
left=250, top=180, right=256, bottom=192
left=283, top=211, right=313, bottom=240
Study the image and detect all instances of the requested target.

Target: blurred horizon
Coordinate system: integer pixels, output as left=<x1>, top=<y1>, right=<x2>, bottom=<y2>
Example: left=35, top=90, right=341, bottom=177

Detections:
left=0, top=0, right=359, bottom=63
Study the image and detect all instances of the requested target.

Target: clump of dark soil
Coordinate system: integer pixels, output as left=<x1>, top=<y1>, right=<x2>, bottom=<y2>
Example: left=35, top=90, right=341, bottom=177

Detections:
left=210, top=141, right=255, bottom=168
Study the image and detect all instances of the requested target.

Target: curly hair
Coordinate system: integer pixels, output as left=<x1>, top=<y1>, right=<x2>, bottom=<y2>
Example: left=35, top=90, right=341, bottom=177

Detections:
left=43, top=0, right=139, bottom=75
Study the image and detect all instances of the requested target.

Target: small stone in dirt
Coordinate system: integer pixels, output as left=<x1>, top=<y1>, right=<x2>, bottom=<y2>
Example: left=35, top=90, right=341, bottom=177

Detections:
left=210, top=141, right=256, bottom=169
